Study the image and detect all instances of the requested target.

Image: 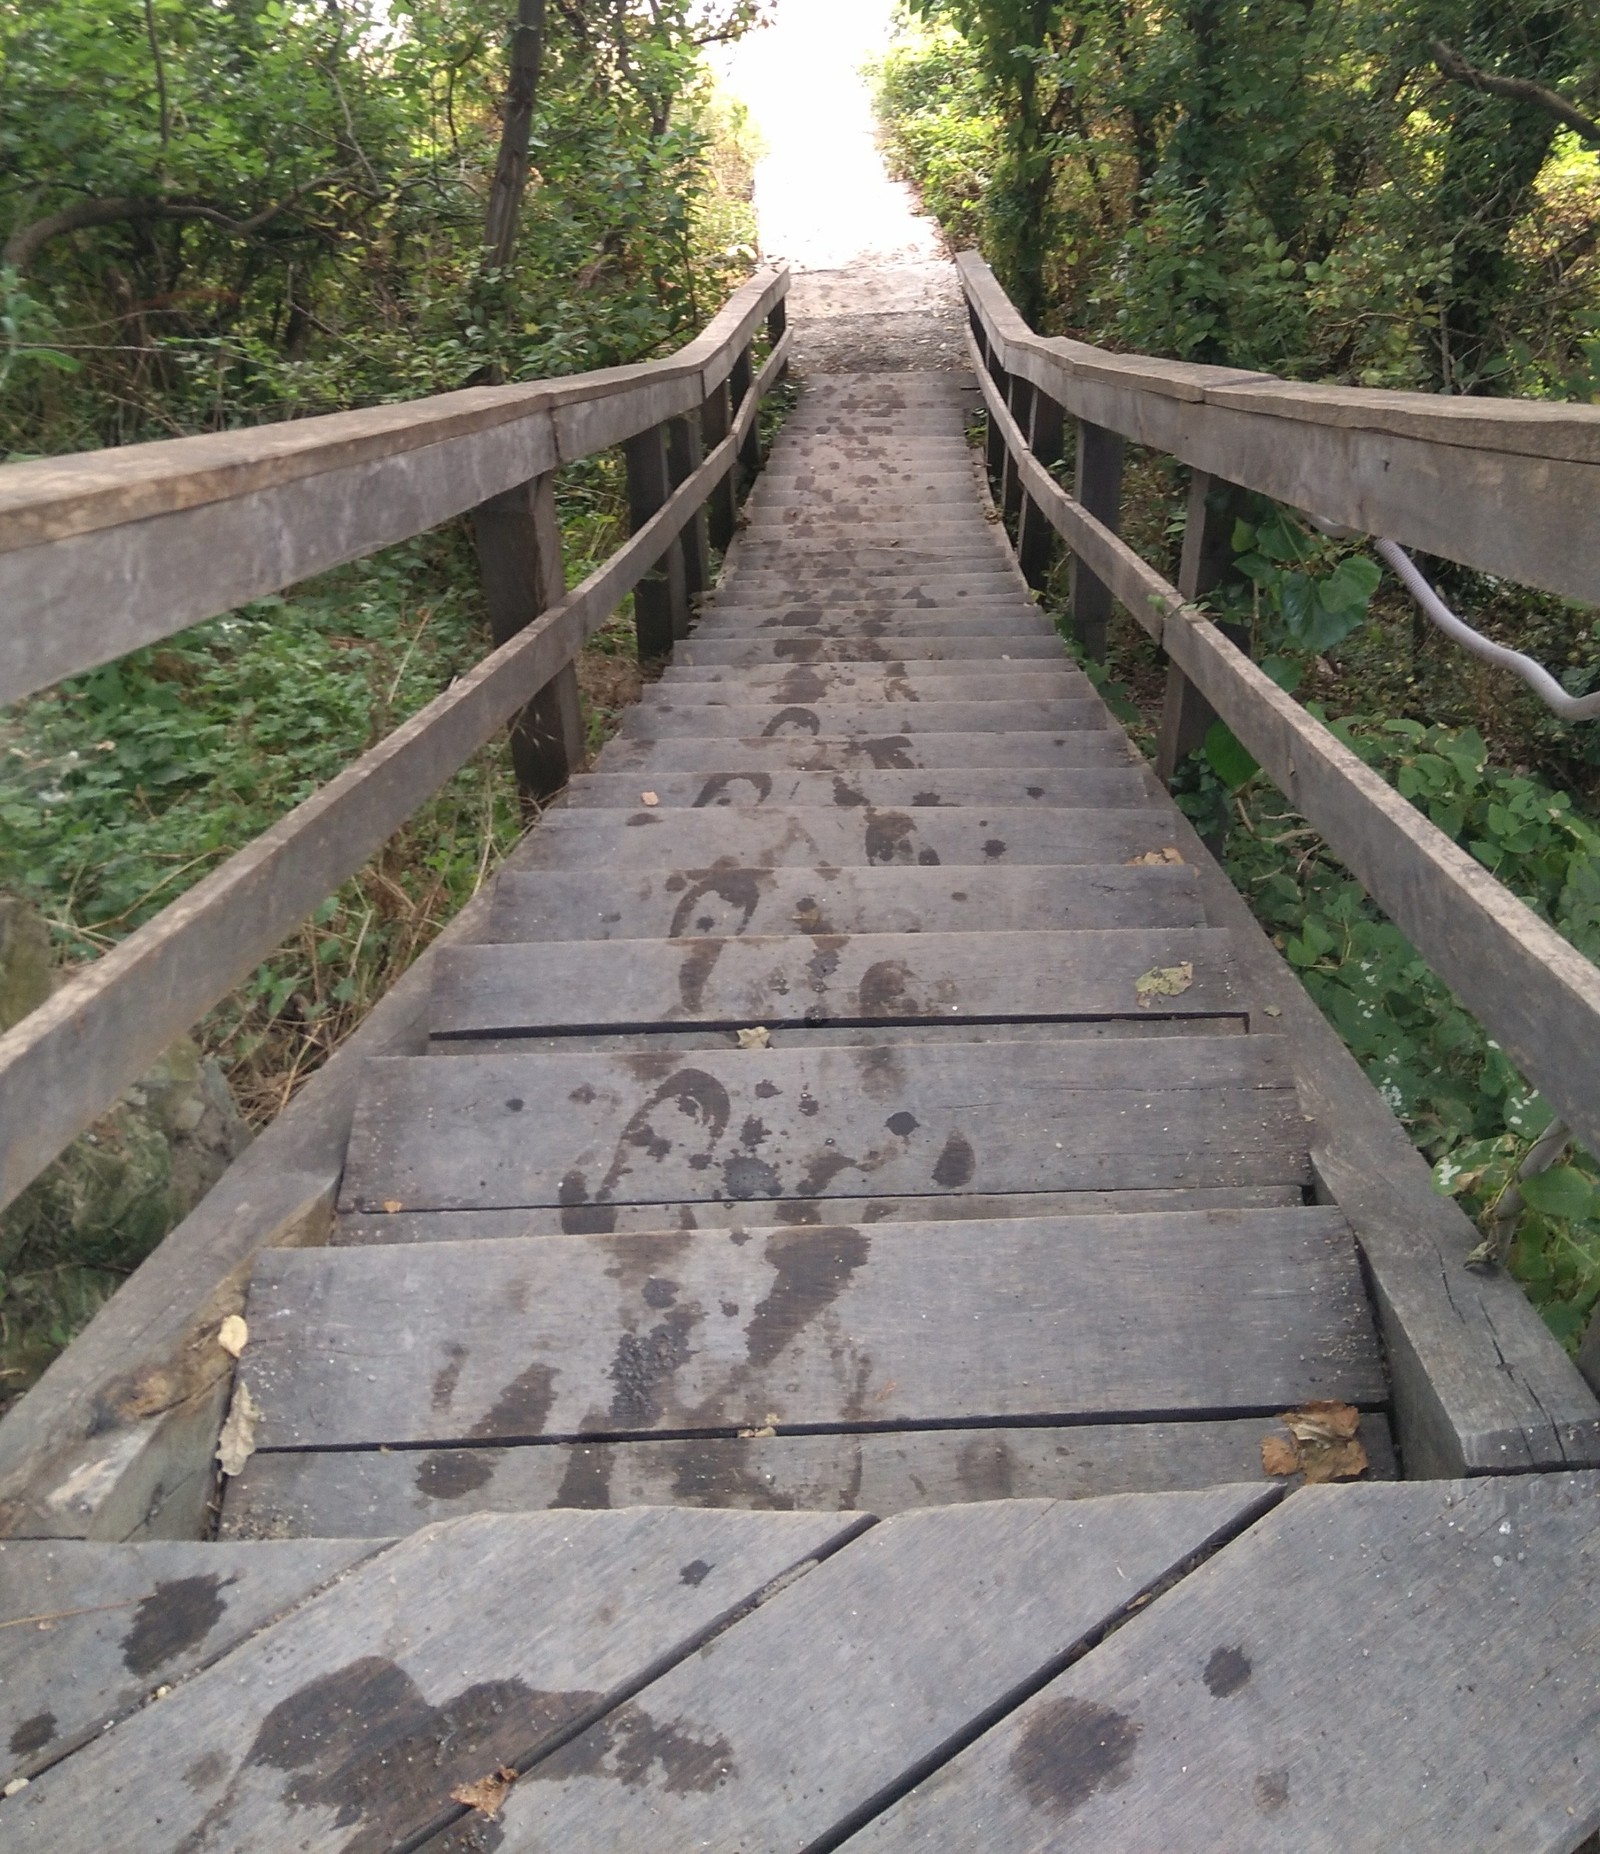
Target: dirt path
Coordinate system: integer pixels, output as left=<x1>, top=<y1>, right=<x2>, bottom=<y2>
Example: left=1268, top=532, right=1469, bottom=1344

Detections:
left=712, top=0, right=965, bottom=373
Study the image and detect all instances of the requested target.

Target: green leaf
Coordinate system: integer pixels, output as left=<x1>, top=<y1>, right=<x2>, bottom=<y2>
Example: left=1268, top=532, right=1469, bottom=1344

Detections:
left=1203, top=720, right=1259, bottom=790
left=1518, top=1166, right=1596, bottom=1221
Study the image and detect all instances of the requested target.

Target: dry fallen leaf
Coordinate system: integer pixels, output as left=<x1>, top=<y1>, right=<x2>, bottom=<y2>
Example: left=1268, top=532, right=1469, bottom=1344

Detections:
left=216, top=1315, right=248, bottom=1359
left=640, top=791, right=660, bottom=807
left=381, top=1199, right=404, bottom=1214
left=1261, top=1403, right=1369, bottom=1483
left=1260, top=1435, right=1301, bottom=1477
left=1263, top=1004, right=1283, bottom=1018
left=451, top=1767, right=517, bottom=1818
left=1135, top=961, right=1194, bottom=1009
left=735, top=1026, right=771, bottom=1049
left=1125, top=846, right=1185, bottom=866
left=738, top=1424, right=777, bottom=1439
left=216, top=1382, right=262, bottom=1477
left=1283, top=1399, right=1362, bottom=1444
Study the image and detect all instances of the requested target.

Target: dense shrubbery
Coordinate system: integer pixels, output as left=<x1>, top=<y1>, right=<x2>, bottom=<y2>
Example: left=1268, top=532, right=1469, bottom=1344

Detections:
left=0, top=0, right=761, bottom=1393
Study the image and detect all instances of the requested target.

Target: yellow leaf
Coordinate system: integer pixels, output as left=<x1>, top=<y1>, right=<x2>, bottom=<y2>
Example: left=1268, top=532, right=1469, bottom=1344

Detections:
left=1135, top=961, right=1194, bottom=1008
left=217, top=1315, right=248, bottom=1359
left=216, top=1382, right=261, bottom=1477
left=735, top=1026, right=771, bottom=1049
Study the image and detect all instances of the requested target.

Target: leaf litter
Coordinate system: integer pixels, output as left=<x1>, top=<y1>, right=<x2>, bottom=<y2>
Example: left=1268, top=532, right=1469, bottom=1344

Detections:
left=1260, top=1400, right=1369, bottom=1483
left=1135, top=962, right=1194, bottom=1008
left=451, top=1766, right=518, bottom=1817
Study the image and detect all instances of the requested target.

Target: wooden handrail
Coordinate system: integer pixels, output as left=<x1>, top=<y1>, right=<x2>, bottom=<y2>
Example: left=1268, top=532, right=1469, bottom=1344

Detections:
left=960, top=268, right=1600, bottom=1169
left=958, top=251, right=1600, bottom=606
left=0, top=266, right=789, bottom=705
left=0, top=274, right=790, bottom=1215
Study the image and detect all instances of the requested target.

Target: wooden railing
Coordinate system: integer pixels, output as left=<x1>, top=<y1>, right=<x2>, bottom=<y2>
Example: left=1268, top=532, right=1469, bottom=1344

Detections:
left=958, top=251, right=1600, bottom=1178
left=0, top=266, right=791, bottom=1220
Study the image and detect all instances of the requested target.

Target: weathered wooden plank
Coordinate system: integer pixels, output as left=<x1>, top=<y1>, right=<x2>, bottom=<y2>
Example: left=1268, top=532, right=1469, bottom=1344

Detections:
left=0, top=267, right=787, bottom=702
left=560, top=766, right=1152, bottom=809
left=522, top=805, right=1180, bottom=871
left=334, top=1184, right=1301, bottom=1244
left=222, top=1420, right=1394, bottom=1539
left=0, top=1537, right=384, bottom=1784
left=1162, top=799, right=1600, bottom=1474
left=619, top=702, right=1107, bottom=741
left=594, top=730, right=1136, bottom=772
left=339, top=1035, right=1311, bottom=1213
left=673, top=634, right=1062, bottom=664
left=487, top=861, right=1202, bottom=942
left=650, top=667, right=1086, bottom=704
left=1161, top=610, right=1600, bottom=1170
left=959, top=249, right=1600, bottom=604
left=690, top=607, right=1050, bottom=635
left=430, top=927, right=1239, bottom=1037
left=241, top=1208, right=1378, bottom=1450
left=0, top=371, right=769, bottom=1220
left=855, top=1472, right=1600, bottom=1854
left=450, top=1491, right=1280, bottom=1849
left=4, top=1507, right=857, bottom=1852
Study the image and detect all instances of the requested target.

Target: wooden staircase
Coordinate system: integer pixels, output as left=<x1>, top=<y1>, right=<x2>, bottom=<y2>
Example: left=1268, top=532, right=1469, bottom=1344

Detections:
left=217, top=371, right=1389, bottom=1541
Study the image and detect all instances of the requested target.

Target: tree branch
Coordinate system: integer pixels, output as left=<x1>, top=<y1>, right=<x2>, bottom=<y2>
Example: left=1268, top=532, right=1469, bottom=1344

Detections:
left=1430, top=39, right=1600, bottom=147
left=3, top=177, right=352, bottom=272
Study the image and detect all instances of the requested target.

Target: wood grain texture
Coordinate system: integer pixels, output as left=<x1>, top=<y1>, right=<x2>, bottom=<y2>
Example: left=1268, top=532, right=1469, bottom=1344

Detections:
left=0, top=1537, right=384, bottom=1784
left=619, top=699, right=1107, bottom=739
left=592, top=729, right=1135, bottom=773
left=238, top=1207, right=1379, bottom=1448
left=339, top=1034, right=1312, bottom=1212
left=652, top=665, right=1085, bottom=701
left=4, top=1507, right=855, bottom=1852
left=559, top=765, right=1154, bottom=809
left=470, top=1490, right=1278, bottom=1850
left=429, top=927, right=1239, bottom=1036
left=486, top=861, right=1205, bottom=943
left=221, top=1419, right=1393, bottom=1539
left=673, top=633, right=1061, bottom=663
left=522, top=805, right=1179, bottom=871
left=854, top=1472, right=1600, bottom=1854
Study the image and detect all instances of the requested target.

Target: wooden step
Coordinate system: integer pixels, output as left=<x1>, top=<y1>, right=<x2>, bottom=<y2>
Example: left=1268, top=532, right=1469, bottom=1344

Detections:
left=520, top=805, right=1176, bottom=869
left=673, top=634, right=1063, bottom=664
left=690, top=607, right=1049, bottom=634
left=617, top=700, right=1108, bottom=738
left=559, top=766, right=1152, bottom=809
left=486, top=862, right=1204, bottom=942
left=236, top=1208, right=1380, bottom=1449
left=429, top=926, right=1240, bottom=1038
left=646, top=669, right=1084, bottom=704
left=592, top=730, right=1138, bottom=771
left=221, top=1421, right=1373, bottom=1537
left=339, top=1033, right=1312, bottom=1213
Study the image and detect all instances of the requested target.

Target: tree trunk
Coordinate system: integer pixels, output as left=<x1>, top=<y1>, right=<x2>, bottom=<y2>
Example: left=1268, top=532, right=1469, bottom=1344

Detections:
left=482, top=0, right=548, bottom=273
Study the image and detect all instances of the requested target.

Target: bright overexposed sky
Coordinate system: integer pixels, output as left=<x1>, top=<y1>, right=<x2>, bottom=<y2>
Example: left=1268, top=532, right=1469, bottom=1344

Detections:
left=709, top=0, right=943, bottom=270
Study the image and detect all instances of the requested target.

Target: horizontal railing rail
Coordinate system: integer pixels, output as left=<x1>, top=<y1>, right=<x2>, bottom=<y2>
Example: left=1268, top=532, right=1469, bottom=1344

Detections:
left=0, top=265, right=791, bottom=1216
left=957, top=249, right=1600, bottom=1172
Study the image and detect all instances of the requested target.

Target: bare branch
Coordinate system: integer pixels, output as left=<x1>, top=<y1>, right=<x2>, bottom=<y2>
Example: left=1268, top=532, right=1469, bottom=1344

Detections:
left=1430, top=39, right=1600, bottom=147
left=3, top=177, right=353, bottom=272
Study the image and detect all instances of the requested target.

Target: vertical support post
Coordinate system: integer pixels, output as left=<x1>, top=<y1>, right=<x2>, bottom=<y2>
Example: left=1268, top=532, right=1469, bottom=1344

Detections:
left=983, top=340, right=1008, bottom=488
left=1069, top=419, right=1125, bottom=664
left=1017, top=389, right=1064, bottom=591
left=767, top=295, right=788, bottom=382
left=1155, top=469, right=1251, bottom=785
left=731, top=342, right=762, bottom=481
left=701, top=377, right=737, bottom=555
left=472, top=470, right=582, bottom=805
left=623, top=422, right=688, bottom=661
left=1001, top=374, right=1033, bottom=525
left=667, top=412, right=708, bottom=614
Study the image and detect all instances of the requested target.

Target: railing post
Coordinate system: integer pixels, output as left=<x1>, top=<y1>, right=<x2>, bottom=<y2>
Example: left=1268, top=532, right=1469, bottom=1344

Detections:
left=623, top=422, right=689, bottom=660
left=1017, top=389, right=1065, bottom=590
left=1001, top=375, right=1033, bottom=524
left=767, top=295, right=789, bottom=382
left=667, top=412, right=709, bottom=609
left=730, top=343, right=762, bottom=482
left=701, top=377, right=737, bottom=554
left=1069, top=419, right=1125, bottom=663
left=982, top=340, right=1008, bottom=486
left=471, top=470, right=582, bottom=805
left=1155, top=469, right=1251, bottom=785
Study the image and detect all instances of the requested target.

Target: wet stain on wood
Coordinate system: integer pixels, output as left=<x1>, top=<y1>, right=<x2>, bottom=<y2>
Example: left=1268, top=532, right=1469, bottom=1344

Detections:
left=745, top=1226, right=871, bottom=1368
left=1009, top=1696, right=1141, bottom=1819
left=531, top=1698, right=734, bottom=1796
left=552, top=1444, right=614, bottom=1510
left=932, top=1130, right=976, bottom=1188
left=668, top=864, right=762, bottom=940
left=414, top=1449, right=496, bottom=1501
left=432, top=1341, right=468, bottom=1413
left=122, top=1573, right=233, bottom=1677
left=474, top=1362, right=558, bottom=1439
left=1203, top=1645, right=1252, bottom=1698
left=9, top=1711, right=56, bottom=1756
left=692, top=772, right=773, bottom=808
left=608, top=1306, right=701, bottom=1424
